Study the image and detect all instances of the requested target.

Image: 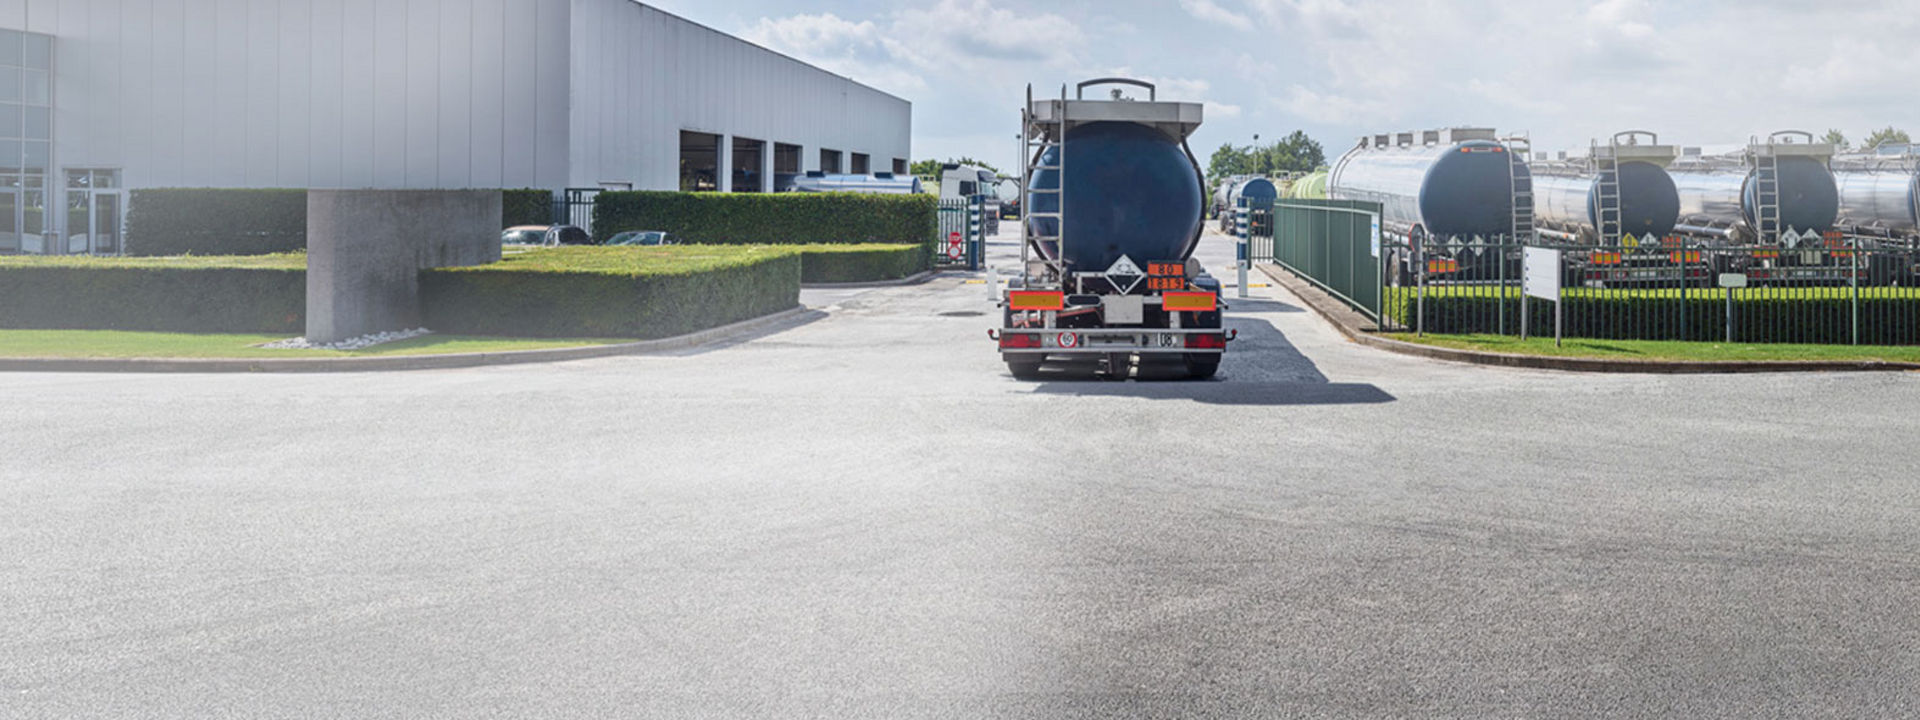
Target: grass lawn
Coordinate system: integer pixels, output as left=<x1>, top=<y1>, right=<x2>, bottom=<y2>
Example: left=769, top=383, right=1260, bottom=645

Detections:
left=0, top=252, right=309, bottom=270
left=0, top=329, right=635, bottom=359
left=473, top=244, right=800, bottom=275
left=1383, top=333, right=1920, bottom=364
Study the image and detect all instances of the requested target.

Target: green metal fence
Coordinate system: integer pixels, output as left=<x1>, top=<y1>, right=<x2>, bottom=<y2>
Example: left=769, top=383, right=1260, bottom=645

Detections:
left=1266, top=199, right=1385, bottom=321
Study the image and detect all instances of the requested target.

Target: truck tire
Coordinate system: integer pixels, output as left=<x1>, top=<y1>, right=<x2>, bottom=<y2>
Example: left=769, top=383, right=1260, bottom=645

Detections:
left=1007, top=359, right=1043, bottom=380
left=1183, top=354, right=1219, bottom=379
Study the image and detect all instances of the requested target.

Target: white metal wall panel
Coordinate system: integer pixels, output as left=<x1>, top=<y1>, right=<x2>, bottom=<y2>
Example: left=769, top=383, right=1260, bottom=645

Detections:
left=339, top=0, right=377, bottom=188
left=276, top=0, right=311, bottom=188
left=468, top=0, right=505, bottom=189
left=307, top=0, right=342, bottom=188
left=567, top=0, right=912, bottom=191
left=5, top=0, right=898, bottom=196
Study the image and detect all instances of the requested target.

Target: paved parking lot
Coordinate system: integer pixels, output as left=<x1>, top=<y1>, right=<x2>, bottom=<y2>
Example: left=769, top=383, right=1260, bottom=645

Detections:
left=5, top=230, right=1919, bottom=717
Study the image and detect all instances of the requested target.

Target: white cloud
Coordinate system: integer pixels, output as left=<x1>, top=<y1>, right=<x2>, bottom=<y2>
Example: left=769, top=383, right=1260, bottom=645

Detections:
left=1181, top=0, right=1252, bottom=31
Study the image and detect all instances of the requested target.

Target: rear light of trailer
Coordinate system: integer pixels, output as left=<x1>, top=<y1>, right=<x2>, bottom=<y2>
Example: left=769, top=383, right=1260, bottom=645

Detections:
left=1185, top=334, right=1227, bottom=349
left=1008, top=290, right=1064, bottom=311
left=998, top=333, right=1041, bottom=349
left=1161, top=291, right=1217, bottom=312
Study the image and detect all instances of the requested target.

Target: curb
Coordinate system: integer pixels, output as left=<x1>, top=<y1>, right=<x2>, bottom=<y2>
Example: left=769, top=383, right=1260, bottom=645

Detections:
left=0, top=306, right=818, bottom=374
left=801, top=270, right=934, bottom=289
left=1254, top=264, right=1920, bottom=375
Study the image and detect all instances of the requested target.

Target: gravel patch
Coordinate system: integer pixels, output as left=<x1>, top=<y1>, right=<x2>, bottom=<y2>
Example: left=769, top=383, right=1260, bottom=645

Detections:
left=261, top=328, right=433, bottom=351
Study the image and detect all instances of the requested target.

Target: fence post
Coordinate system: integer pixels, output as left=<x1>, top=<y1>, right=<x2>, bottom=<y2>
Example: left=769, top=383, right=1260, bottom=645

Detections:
left=1498, top=237, right=1508, bottom=336
left=1677, top=240, right=1687, bottom=342
left=1416, top=237, right=1426, bottom=337
left=1852, top=238, right=1861, bottom=345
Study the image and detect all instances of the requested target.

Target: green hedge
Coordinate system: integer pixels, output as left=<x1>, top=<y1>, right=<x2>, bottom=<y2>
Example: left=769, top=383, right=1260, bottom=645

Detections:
left=799, top=243, right=928, bottom=284
left=0, top=255, right=306, bottom=333
left=592, top=191, right=938, bottom=246
left=127, top=188, right=308, bottom=256
left=128, top=189, right=557, bottom=256
left=1385, top=287, right=1920, bottom=345
left=420, top=246, right=800, bottom=338
left=502, top=189, right=553, bottom=227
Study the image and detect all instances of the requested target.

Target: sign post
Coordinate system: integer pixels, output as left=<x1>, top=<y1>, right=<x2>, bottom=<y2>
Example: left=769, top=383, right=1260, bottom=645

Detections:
left=1235, top=200, right=1250, bottom=299
left=1523, top=247, right=1562, bottom=346
left=1718, top=272, right=1747, bottom=343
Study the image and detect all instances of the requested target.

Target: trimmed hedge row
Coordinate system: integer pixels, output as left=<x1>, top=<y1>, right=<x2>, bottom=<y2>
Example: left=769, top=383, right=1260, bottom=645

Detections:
left=502, top=189, right=553, bottom=227
left=592, top=191, right=938, bottom=246
left=1385, top=292, right=1920, bottom=345
left=127, top=189, right=556, bottom=256
left=420, top=248, right=800, bottom=339
left=0, top=259, right=305, bottom=333
left=799, top=243, right=928, bottom=284
left=127, top=188, right=308, bottom=256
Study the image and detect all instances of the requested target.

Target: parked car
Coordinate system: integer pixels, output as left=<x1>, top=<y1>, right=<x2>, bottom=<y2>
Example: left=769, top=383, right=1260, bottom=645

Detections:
left=501, top=224, right=591, bottom=247
left=605, top=230, right=678, bottom=246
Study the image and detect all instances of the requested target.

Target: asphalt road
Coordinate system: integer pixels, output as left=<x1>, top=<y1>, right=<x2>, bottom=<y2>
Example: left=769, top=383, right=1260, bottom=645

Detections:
left=5, top=229, right=1919, bottom=718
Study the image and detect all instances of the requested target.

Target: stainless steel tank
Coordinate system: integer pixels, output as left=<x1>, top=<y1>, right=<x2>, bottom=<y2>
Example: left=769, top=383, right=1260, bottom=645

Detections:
left=1833, top=152, right=1919, bottom=233
left=1528, top=131, right=1680, bottom=242
left=1330, top=127, right=1526, bottom=238
left=1669, top=132, right=1839, bottom=239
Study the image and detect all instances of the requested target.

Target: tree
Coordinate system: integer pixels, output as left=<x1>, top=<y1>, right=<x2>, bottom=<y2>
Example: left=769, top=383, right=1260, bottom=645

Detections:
left=1208, top=131, right=1325, bottom=182
left=1821, top=129, right=1849, bottom=150
left=1862, top=126, right=1911, bottom=150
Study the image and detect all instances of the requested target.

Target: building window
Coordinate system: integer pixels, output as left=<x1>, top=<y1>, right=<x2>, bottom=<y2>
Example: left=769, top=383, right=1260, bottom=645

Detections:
left=850, top=153, right=870, bottom=174
left=819, top=149, right=842, bottom=174
left=0, top=28, right=51, bottom=255
left=892, top=158, right=907, bottom=175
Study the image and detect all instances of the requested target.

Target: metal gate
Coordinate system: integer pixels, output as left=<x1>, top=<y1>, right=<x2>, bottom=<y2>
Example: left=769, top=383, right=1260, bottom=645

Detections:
left=935, top=196, right=984, bottom=270
left=557, top=188, right=600, bottom=233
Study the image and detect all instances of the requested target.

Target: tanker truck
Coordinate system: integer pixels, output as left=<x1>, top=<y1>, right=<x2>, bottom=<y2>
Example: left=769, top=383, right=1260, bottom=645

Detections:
left=992, top=78, right=1231, bottom=380
left=1331, top=127, right=1533, bottom=285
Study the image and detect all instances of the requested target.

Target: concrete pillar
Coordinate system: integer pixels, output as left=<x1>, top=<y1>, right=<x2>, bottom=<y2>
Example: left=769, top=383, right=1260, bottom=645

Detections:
left=760, top=141, right=775, bottom=192
left=306, top=190, right=501, bottom=343
left=717, top=134, right=733, bottom=193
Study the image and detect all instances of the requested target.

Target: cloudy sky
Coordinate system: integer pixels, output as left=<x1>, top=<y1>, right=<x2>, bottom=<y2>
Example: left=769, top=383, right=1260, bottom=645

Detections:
left=644, top=0, right=1917, bottom=171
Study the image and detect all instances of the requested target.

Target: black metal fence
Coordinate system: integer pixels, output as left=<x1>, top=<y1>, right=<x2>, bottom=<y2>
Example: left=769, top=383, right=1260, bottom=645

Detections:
left=1377, top=233, right=1920, bottom=345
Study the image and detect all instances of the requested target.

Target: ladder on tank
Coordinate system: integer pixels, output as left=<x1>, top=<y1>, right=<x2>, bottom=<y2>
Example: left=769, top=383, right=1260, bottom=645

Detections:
left=1593, top=139, right=1623, bottom=245
left=1505, top=136, right=1535, bottom=244
left=1020, top=84, right=1071, bottom=279
left=1751, top=137, right=1783, bottom=245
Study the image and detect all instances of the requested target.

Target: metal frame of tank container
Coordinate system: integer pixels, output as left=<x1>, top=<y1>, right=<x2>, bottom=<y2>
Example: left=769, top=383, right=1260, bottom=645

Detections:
left=993, top=78, right=1232, bottom=380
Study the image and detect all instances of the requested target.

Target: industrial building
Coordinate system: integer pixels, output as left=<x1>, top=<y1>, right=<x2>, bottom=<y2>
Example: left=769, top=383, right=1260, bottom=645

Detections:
left=0, top=0, right=913, bottom=255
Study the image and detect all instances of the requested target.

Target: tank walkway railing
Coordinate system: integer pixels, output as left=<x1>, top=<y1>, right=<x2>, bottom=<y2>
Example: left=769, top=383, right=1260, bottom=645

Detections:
left=1265, top=199, right=1386, bottom=323
left=1376, top=231, right=1920, bottom=345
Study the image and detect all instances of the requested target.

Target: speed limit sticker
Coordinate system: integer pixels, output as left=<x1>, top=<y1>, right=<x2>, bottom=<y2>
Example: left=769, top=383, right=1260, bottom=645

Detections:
left=1056, top=332, right=1080, bottom=349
